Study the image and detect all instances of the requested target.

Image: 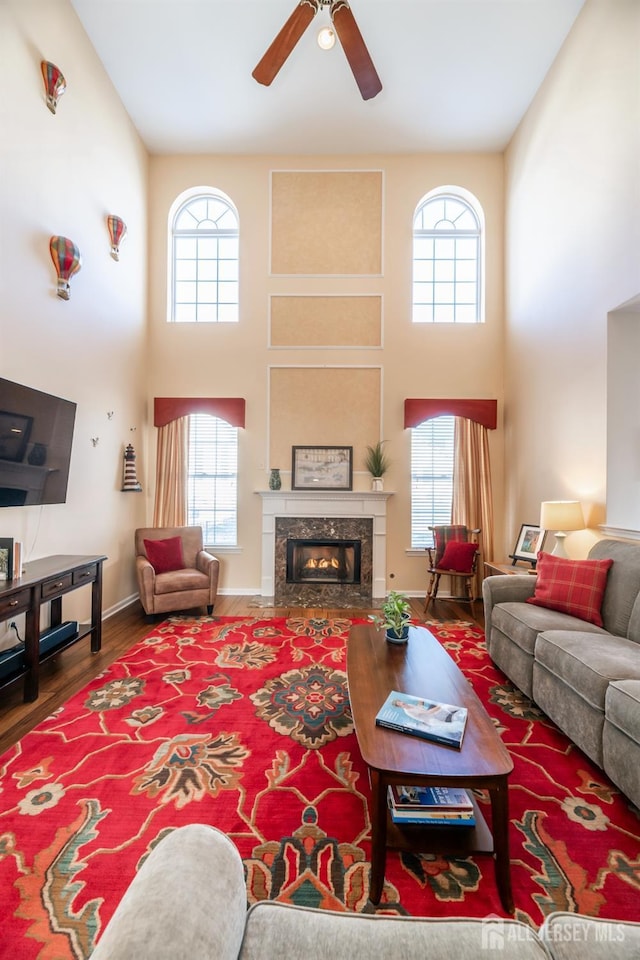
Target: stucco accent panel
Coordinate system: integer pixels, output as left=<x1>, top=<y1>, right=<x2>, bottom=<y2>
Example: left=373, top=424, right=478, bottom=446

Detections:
left=269, top=367, right=381, bottom=469
left=271, top=171, right=383, bottom=275
left=270, top=295, right=382, bottom=346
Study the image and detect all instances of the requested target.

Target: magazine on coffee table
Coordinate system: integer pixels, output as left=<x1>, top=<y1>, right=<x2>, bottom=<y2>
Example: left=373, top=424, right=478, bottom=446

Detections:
left=375, top=690, right=468, bottom=748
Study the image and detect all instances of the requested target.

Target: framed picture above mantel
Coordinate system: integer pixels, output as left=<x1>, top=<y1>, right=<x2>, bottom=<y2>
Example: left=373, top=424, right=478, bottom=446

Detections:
left=291, top=446, right=353, bottom=491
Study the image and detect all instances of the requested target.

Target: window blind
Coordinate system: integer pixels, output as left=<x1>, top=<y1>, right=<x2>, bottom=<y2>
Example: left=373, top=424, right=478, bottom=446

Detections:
left=187, top=414, right=238, bottom=546
left=410, top=416, right=455, bottom=548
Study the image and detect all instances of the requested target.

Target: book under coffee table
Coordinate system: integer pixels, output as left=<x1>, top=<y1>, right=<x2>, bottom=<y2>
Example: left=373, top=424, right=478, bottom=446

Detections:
left=347, top=622, right=514, bottom=913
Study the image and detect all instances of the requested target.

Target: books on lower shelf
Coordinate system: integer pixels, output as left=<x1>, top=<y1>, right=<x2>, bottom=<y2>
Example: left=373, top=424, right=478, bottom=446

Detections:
left=387, top=786, right=476, bottom=826
left=389, top=784, right=474, bottom=811
left=375, top=690, right=468, bottom=748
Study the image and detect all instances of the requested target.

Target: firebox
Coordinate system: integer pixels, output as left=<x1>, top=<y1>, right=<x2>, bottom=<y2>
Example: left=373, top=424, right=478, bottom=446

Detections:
left=286, top=538, right=361, bottom=585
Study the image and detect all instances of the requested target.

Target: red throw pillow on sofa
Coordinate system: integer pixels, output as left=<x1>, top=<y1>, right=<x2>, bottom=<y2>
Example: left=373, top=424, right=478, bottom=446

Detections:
left=526, top=551, right=613, bottom=627
left=144, top=536, right=185, bottom=574
left=438, top=540, right=477, bottom=573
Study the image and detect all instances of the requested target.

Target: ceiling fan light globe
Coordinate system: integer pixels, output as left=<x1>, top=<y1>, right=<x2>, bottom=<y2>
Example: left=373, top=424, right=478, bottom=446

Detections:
left=317, top=26, right=336, bottom=49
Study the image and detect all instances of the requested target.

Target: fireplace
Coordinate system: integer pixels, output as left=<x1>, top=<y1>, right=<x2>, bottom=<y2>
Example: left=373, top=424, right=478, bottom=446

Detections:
left=273, top=514, right=374, bottom=605
left=287, top=538, right=361, bottom=585
left=258, top=490, right=390, bottom=602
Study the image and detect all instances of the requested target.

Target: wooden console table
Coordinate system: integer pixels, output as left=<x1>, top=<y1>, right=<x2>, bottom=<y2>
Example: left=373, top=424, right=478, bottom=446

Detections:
left=0, top=554, right=106, bottom=703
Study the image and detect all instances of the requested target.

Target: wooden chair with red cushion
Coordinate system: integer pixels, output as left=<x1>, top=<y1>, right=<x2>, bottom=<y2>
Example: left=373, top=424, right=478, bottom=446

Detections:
left=424, top=525, right=481, bottom=611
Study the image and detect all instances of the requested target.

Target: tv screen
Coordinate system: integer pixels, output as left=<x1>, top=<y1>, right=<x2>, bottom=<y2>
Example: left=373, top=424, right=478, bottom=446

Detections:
left=0, top=378, right=76, bottom=507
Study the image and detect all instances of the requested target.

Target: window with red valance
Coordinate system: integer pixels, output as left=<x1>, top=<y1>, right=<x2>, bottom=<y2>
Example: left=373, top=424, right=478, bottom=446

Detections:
left=406, top=399, right=496, bottom=550
left=153, top=398, right=244, bottom=546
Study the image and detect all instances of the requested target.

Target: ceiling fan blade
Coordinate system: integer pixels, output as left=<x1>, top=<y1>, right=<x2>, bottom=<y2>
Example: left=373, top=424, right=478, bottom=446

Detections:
left=252, top=0, right=320, bottom=87
left=330, top=0, right=382, bottom=101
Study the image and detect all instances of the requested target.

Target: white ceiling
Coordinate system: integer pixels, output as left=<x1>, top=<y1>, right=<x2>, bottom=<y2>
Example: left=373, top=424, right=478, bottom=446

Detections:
left=69, top=0, right=586, bottom=155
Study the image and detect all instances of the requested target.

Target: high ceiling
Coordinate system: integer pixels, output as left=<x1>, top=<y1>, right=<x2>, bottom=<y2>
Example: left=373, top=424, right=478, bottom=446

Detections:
left=69, top=0, right=586, bottom=155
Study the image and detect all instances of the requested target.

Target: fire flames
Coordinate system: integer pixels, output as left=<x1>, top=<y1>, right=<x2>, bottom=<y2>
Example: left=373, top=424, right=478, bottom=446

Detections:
left=303, top=556, right=341, bottom=570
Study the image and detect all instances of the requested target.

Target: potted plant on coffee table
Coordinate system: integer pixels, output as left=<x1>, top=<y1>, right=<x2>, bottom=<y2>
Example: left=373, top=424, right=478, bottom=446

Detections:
left=364, top=441, right=390, bottom=491
left=373, top=590, right=412, bottom=644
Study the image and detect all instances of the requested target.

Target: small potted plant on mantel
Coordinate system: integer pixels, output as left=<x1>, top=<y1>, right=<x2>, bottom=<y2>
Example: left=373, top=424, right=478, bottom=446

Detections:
left=364, top=440, right=390, bottom=491
left=372, top=590, right=412, bottom=644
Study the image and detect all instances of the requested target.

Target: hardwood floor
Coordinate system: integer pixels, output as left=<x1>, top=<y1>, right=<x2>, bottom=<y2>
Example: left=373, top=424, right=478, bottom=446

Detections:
left=0, top=594, right=484, bottom=757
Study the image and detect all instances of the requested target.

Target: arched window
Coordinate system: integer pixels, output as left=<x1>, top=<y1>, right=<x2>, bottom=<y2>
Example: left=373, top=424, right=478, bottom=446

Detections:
left=412, top=188, right=483, bottom=323
left=169, top=189, right=239, bottom=323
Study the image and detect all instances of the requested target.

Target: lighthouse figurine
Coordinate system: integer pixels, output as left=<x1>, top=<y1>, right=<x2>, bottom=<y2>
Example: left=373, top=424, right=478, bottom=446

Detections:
left=122, top=443, right=142, bottom=491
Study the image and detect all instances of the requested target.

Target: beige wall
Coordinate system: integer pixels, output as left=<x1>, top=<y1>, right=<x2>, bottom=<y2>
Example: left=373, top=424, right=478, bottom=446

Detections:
left=148, top=154, right=505, bottom=594
left=504, top=0, right=640, bottom=560
left=0, top=0, right=148, bottom=634
left=11, top=0, right=633, bottom=608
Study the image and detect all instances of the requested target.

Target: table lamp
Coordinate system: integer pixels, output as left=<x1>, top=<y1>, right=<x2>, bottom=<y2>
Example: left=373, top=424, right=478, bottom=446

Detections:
left=540, top=501, right=585, bottom=558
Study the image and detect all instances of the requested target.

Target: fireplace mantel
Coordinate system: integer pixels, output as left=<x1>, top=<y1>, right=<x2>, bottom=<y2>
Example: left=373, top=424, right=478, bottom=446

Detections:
left=257, top=490, right=392, bottom=599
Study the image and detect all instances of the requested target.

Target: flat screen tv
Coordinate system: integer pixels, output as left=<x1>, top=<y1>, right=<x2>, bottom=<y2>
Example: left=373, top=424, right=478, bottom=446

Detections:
left=0, top=378, right=76, bottom=507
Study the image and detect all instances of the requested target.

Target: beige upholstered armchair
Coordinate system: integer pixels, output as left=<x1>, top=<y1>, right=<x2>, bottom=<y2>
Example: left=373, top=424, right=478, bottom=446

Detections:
left=135, top=526, right=220, bottom=618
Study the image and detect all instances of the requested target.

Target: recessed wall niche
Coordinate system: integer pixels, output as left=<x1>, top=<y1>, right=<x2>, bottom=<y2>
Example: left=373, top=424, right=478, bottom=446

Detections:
left=270, top=170, right=383, bottom=276
left=270, top=295, right=382, bottom=347
left=269, top=366, right=381, bottom=473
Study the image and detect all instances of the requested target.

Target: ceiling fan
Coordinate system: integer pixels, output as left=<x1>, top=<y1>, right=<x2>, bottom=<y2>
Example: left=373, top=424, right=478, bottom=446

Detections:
left=252, top=0, right=382, bottom=101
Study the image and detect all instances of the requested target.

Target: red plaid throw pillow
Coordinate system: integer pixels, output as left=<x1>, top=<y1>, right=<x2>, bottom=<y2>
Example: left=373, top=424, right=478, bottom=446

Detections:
left=439, top=540, right=477, bottom=573
left=144, top=536, right=185, bottom=574
left=527, top=551, right=613, bottom=627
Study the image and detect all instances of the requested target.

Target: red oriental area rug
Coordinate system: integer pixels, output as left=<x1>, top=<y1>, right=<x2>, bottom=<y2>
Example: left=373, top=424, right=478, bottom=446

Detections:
left=1, top=616, right=639, bottom=959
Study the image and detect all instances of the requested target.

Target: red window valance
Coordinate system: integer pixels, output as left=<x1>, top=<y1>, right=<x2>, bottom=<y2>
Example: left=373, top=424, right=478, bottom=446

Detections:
left=154, top=397, right=246, bottom=428
left=404, top=398, right=497, bottom=430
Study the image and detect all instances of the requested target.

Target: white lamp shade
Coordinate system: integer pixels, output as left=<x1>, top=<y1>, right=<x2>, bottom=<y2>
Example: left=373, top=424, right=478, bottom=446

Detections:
left=540, top=500, right=585, bottom=532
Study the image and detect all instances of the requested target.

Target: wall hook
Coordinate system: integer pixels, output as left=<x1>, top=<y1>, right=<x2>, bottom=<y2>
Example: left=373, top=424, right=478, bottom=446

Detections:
left=90, top=437, right=99, bottom=447
left=107, top=411, right=114, bottom=420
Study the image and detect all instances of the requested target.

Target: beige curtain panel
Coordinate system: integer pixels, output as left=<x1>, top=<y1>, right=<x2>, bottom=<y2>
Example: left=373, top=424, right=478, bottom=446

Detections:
left=153, top=417, right=188, bottom=528
left=452, top=417, right=495, bottom=598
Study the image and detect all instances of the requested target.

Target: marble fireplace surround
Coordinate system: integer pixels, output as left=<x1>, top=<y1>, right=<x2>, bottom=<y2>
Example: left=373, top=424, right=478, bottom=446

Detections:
left=258, top=490, right=391, bottom=602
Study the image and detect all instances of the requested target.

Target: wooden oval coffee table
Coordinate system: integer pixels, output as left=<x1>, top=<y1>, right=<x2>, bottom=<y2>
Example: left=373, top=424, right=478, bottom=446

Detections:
left=347, top=622, right=514, bottom=912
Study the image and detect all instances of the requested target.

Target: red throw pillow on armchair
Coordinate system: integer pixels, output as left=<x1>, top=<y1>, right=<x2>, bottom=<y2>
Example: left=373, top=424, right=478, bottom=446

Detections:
left=438, top=540, right=477, bottom=573
left=526, top=551, right=613, bottom=627
left=144, top=536, right=185, bottom=574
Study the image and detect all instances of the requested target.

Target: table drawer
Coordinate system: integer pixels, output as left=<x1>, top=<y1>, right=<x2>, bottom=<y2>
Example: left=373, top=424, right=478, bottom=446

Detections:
left=0, top=588, right=31, bottom=619
left=73, top=564, right=97, bottom=585
left=41, top=573, right=73, bottom=601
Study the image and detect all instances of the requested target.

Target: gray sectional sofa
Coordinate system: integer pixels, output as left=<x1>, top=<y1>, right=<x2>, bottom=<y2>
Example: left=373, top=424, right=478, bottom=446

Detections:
left=483, top=539, right=640, bottom=809
left=89, top=823, right=640, bottom=959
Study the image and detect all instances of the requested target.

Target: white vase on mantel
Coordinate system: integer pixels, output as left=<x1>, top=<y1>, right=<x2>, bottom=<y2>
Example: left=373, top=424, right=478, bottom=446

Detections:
left=372, top=477, right=384, bottom=492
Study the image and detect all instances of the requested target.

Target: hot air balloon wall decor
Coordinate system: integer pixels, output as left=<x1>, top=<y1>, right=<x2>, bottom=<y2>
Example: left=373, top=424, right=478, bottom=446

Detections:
left=41, top=61, right=66, bottom=114
left=49, top=236, right=82, bottom=300
left=106, top=215, right=127, bottom=261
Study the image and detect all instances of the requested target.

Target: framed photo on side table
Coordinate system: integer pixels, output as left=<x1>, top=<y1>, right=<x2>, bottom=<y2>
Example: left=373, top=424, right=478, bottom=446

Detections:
left=0, top=537, right=14, bottom=580
left=291, top=446, right=353, bottom=491
left=509, top=524, right=545, bottom=567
